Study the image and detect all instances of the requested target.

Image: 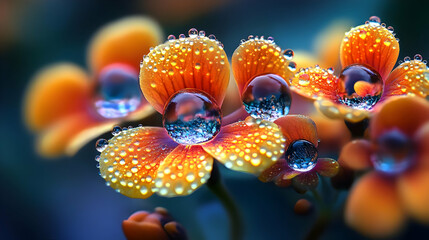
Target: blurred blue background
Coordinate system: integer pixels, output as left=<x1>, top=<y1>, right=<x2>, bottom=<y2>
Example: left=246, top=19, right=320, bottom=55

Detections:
left=1, top=0, right=429, bottom=239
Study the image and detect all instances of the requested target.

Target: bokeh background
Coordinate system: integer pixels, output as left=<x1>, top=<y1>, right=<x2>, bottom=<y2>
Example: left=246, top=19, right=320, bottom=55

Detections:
left=1, top=0, right=429, bottom=239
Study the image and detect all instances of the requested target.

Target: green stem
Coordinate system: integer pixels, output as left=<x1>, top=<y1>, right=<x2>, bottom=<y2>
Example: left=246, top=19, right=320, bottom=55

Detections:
left=304, top=190, right=331, bottom=240
left=206, top=162, right=244, bottom=240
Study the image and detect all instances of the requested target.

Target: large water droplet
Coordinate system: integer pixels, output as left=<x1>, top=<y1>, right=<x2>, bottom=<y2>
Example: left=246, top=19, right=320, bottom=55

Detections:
left=95, top=138, right=108, bottom=152
left=241, top=74, right=292, bottom=121
left=188, top=28, right=198, bottom=38
left=372, top=129, right=414, bottom=175
left=112, top=126, right=122, bottom=136
left=163, top=90, right=222, bottom=145
left=93, top=64, right=142, bottom=119
left=337, top=64, right=383, bottom=110
left=283, top=49, right=294, bottom=60
left=286, top=140, right=318, bottom=172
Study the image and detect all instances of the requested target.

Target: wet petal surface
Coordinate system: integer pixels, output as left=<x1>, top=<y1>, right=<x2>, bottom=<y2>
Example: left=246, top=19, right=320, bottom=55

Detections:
left=203, top=117, right=286, bottom=175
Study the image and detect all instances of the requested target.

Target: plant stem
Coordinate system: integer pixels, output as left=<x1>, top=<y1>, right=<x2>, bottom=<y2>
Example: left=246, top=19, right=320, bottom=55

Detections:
left=344, top=118, right=369, bottom=138
left=206, top=161, right=244, bottom=240
left=304, top=190, right=331, bottom=240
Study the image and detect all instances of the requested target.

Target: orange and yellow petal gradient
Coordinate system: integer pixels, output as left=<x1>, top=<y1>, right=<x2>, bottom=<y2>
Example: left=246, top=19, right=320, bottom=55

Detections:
left=292, top=66, right=339, bottom=100
left=340, top=20, right=399, bottom=81
left=140, top=33, right=230, bottom=113
left=345, top=172, right=405, bottom=238
left=154, top=145, right=213, bottom=197
left=371, top=96, right=429, bottom=137
left=232, top=37, right=294, bottom=95
left=274, top=115, right=318, bottom=147
left=25, top=16, right=162, bottom=157
left=381, top=59, right=429, bottom=100
left=88, top=16, right=163, bottom=73
left=202, top=117, right=286, bottom=175
left=338, top=140, right=372, bottom=170
left=342, top=97, right=429, bottom=237
left=24, top=64, right=90, bottom=131
left=99, top=127, right=177, bottom=199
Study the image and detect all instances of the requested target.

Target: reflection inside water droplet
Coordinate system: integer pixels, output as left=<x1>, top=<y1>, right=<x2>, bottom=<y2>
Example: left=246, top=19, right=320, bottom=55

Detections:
left=337, top=64, right=383, bottom=110
left=372, top=129, right=415, bottom=175
left=95, top=138, right=108, bottom=152
left=242, top=74, right=292, bottom=121
left=163, top=90, right=222, bottom=145
left=286, top=140, right=318, bottom=172
left=93, top=64, right=142, bottom=119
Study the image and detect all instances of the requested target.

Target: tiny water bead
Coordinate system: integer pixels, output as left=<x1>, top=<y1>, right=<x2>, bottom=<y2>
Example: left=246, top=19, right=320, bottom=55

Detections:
left=93, top=64, right=142, bottom=119
left=163, top=90, right=222, bottom=145
left=286, top=140, right=318, bottom=172
left=112, top=126, right=122, bottom=136
left=337, top=64, right=383, bottom=110
left=96, top=138, right=108, bottom=152
left=241, top=74, right=292, bottom=121
left=372, top=129, right=415, bottom=175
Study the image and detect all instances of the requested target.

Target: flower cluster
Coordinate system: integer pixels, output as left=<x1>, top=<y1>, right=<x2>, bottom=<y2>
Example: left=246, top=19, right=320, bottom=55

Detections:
left=24, top=15, right=429, bottom=239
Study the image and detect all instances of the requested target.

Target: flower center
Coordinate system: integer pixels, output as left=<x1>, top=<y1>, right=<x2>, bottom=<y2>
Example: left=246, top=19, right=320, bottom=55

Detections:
left=337, top=64, right=383, bottom=110
left=372, top=129, right=415, bottom=175
left=241, top=74, right=292, bottom=121
left=93, top=64, right=142, bottom=119
left=163, top=89, right=222, bottom=145
left=286, top=140, right=318, bottom=172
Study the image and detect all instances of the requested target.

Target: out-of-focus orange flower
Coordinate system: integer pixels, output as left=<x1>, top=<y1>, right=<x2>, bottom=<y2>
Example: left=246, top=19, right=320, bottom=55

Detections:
left=293, top=20, right=351, bottom=71
left=291, top=16, right=429, bottom=123
left=339, top=96, right=429, bottom=237
left=259, top=115, right=339, bottom=192
left=98, top=30, right=286, bottom=199
left=23, top=16, right=163, bottom=157
left=123, top=207, right=188, bottom=240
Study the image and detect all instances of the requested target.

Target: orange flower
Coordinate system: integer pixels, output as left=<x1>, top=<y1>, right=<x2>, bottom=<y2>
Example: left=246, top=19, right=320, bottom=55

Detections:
left=339, top=96, right=429, bottom=237
left=122, top=207, right=187, bottom=240
left=23, top=17, right=163, bottom=157
left=291, top=16, right=429, bottom=123
left=98, top=30, right=286, bottom=199
left=259, top=115, right=339, bottom=192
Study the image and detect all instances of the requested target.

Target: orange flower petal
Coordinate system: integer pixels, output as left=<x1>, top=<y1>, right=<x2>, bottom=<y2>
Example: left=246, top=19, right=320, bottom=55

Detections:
left=315, top=158, right=339, bottom=177
left=274, top=115, right=318, bottom=147
left=345, top=172, right=405, bottom=238
left=202, top=117, right=286, bottom=175
left=338, top=140, right=372, bottom=170
left=140, top=34, right=230, bottom=113
left=415, top=122, right=429, bottom=168
left=315, top=98, right=370, bottom=123
left=122, top=212, right=169, bottom=240
left=37, top=111, right=115, bottom=157
left=99, top=127, right=177, bottom=199
left=24, top=64, right=90, bottom=131
left=398, top=168, right=429, bottom=224
left=88, top=16, right=163, bottom=73
left=258, top=158, right=299, bottom=183
left=154, top=145, right=213, bottom=197
left=291, top=66, right=339, bottom=100
left=292, top=171, right=319, bottom=193
left=232, top=37, right=294, bottom=95
left=371, top=96, right=429, bottom=137
left=381, top=59, right=429, bottom=100
left=340, top=22, right=399, bottom=80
